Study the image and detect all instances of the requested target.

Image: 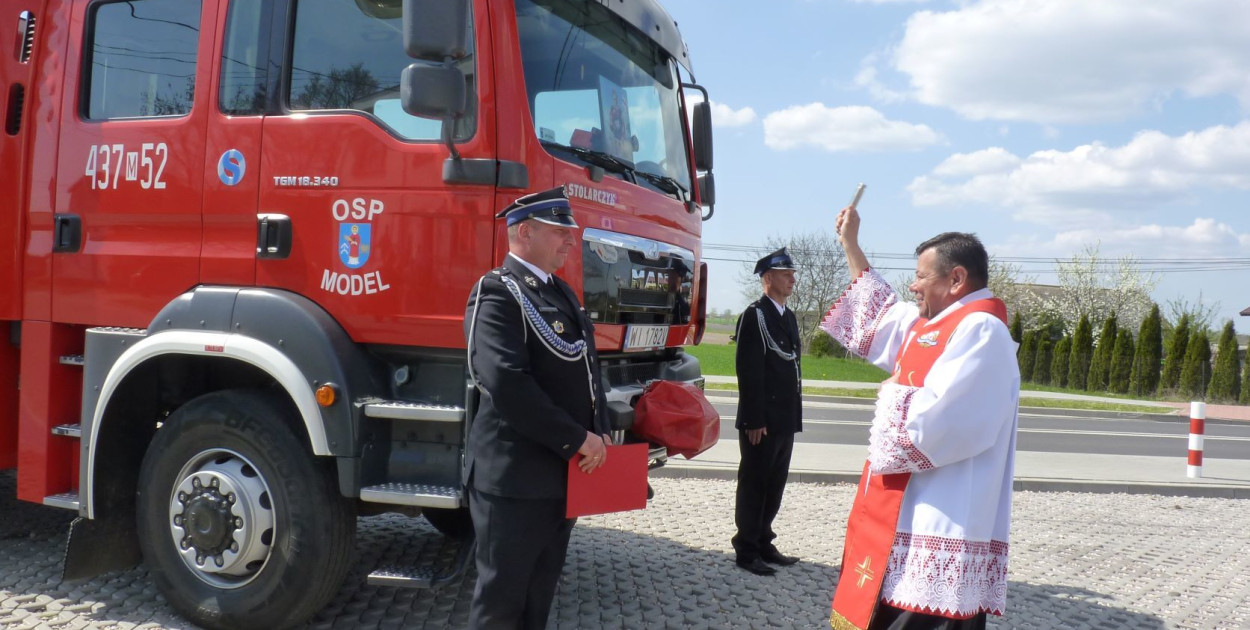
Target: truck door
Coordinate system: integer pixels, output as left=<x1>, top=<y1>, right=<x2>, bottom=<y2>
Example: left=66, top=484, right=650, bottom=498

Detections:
left=51, top=0, right=216, bottom=327
left=254, top=0, right=497, bottom=348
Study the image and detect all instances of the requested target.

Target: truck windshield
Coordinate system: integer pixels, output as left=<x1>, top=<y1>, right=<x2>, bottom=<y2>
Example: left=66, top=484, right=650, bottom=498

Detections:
left=515, top=0, right=692, bottom=198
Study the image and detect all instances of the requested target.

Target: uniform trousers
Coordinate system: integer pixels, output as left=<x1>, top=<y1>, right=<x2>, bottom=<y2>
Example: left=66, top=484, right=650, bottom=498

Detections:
left=870, top=603, right=988, bottom=630
left=467, top=487, right=575, bottom=630
left=731, top=428, right=795, bottom=561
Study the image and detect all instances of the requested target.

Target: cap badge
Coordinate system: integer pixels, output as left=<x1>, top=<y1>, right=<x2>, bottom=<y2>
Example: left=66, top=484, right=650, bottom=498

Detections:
left=524, top=276, right=538, bottom=288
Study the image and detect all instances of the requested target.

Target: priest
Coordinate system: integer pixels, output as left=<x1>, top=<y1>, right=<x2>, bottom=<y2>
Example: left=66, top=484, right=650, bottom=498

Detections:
left=820, top=204, right=1020, bottom=630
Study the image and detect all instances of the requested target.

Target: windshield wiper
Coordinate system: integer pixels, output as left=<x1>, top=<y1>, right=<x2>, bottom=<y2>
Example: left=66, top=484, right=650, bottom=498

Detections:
left=634, top=170, right=686, bottom=197
left=541, top=140, right=636, bottom=182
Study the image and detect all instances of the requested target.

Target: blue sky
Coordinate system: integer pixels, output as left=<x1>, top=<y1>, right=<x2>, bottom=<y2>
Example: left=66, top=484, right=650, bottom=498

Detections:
left=663, top=0, right=1250, bottom=332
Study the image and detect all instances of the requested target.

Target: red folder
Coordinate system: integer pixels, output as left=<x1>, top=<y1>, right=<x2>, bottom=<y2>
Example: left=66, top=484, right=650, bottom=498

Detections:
left=566, top=443, right=649, bottom=518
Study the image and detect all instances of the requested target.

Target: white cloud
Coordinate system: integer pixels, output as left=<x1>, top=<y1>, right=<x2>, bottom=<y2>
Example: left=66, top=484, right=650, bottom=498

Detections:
left=763, top=104, right=942, bottom=152
left=710, top=102, right=757, bottom=128
left=1006, top=218, right=1250, bottom=260
left=909, top=121, right=1250, bottom=226
left=884, top=0, right=1250, bottom=123
left=932, top=147, right=1020, bottom=177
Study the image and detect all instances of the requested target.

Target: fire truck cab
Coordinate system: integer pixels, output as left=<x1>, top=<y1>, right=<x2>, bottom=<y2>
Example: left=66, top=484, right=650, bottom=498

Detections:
left=0, top=0, right=714, bottom=627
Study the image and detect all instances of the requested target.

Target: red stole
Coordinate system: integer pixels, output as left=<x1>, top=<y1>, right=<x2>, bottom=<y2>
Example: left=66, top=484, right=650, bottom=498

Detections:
left=831, top=298, right=1007, bottom=630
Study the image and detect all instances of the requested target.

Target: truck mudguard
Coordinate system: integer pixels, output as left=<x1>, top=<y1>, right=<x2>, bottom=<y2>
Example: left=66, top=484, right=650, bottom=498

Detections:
left=82, top=287, right=385, bottom=518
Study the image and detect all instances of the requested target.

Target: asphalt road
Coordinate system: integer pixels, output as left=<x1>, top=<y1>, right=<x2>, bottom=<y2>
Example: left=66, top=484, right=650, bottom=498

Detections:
left=706, top=393, right=1250, bottom=461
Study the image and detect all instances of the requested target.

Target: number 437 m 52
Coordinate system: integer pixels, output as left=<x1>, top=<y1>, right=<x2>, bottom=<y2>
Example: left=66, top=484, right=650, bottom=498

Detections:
left=84, top=142, right=169, bottom=190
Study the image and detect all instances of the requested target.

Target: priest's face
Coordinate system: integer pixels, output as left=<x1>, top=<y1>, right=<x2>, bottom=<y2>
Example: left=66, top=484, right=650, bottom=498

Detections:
left=910, top=248, right=958, bottom=319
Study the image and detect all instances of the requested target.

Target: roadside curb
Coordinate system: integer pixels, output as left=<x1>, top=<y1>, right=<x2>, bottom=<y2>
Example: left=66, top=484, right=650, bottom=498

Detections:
left=652, top=465, right=1250, bottom=499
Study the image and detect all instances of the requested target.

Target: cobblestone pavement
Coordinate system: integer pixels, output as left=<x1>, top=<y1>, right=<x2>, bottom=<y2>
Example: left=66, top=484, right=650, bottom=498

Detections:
left=2, top=470, right=1249, bottom=629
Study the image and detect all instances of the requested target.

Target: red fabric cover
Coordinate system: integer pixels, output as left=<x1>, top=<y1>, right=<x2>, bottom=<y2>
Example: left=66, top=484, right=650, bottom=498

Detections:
left=633, top=380, right=720, bottom=459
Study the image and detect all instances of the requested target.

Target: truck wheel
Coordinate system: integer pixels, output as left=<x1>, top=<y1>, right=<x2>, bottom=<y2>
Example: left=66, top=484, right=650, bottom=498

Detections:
left=136, top=390, right=355, bottom=630
left=422, top=506, right=473, bottom=539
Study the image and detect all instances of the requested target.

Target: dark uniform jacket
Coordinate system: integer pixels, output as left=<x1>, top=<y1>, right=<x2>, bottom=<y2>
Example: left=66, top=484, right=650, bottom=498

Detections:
left=734, top=295, right=803, bottom=433
left=464, top=254, right=609, bottom=500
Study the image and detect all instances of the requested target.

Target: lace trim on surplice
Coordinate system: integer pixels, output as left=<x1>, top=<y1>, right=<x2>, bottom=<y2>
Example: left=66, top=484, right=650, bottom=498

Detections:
left=881, top=533, right=1009, bottom=618
left=819, top=268, right=897, bottom=359
left=868, top=383, right=934, bottom=475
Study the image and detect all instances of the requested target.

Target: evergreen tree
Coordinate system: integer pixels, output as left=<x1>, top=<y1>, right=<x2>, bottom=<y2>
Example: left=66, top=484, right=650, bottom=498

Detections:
left=1087, top=314, right=1117, bottom=392
left=1009, top=312, right=1023, bottom=345
left=1208, top=321, right=1241, bottom=402
left=1018, top=330, right=1038, bottom=382
left=1159, top=313, right=1190, bottom=393
left=1051, top=336, right=1072, bottom=388
left=1178, top=330, right=1211, bottom=398
left=1032, top=336, right=1052, bottom=386
left=1129, top=304, right=1163, bottom=396
left=1067, top=314, right=1094, bottom=390
left=1241, top=355, right=1250, bottom=405
left=1109, top=329, right=1134, bottom=394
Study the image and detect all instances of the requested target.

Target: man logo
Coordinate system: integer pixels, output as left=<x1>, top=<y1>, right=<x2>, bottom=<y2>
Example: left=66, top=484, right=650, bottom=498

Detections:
left=217, top=149, right=246, bottom=186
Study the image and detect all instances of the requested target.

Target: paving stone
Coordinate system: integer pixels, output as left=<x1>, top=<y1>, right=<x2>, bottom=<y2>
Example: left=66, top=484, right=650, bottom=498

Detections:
left=3, top=472, right=1250, bottom=628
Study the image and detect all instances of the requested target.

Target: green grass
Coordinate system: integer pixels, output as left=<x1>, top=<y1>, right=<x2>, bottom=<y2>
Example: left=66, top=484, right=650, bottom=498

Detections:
left=685, top=344, right=889, bottom=382
left=691, top=343, right=1175, bottom=415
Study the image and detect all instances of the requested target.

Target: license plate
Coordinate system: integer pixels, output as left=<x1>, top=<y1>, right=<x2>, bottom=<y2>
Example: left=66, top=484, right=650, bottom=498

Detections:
left=623, top=325, right=668, bottom=351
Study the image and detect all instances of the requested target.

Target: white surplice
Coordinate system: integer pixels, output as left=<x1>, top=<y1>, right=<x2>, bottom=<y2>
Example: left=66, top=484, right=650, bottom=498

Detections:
left=820, top=268, right=1020, bottom=617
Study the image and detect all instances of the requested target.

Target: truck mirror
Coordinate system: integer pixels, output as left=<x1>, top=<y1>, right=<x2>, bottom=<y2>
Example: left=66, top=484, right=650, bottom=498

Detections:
left=401, top=63, right=466, bottom=120
left=698, top=172, right=715, bottom=208
left=404, top=0, right=469, bottom=61
left=692, top=100, right=713, bottom=172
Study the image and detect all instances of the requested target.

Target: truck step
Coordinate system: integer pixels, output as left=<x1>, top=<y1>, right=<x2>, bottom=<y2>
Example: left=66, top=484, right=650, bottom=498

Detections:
left=52, top=423, right=82, bottom=438
left=367, top=536, right=476, bottom=589
left=362, top=400, right=464, bottom=423
left=359, top=483, right=463, bottom=509
left=44, top=492, right=81, bottom=511
left=59, top=354, right=84, bottom=366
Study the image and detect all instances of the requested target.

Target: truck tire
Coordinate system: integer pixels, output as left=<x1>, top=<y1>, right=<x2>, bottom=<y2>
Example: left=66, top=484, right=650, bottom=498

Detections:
left=136, top=389, right=355, bottom=630
left=422, top=506, right=473, bottom=539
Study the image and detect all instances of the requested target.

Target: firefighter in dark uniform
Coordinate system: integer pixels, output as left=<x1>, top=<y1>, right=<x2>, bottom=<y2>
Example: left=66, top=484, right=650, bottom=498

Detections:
left=463, top=187, right=612, bottom=629
left=731, top=247, right=803, bottom=576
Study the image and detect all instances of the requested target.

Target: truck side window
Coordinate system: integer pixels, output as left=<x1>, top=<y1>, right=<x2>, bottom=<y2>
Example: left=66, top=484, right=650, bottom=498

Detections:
left=84, top=0, right=202, bottom=120
left=219, top=0, right=269, bottom=115
left=288, top=0, right=476, bottom=141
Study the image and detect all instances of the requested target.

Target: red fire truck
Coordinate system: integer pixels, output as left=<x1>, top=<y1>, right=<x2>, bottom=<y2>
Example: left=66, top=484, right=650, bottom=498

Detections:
left=0, top=0, right=714, bottom=626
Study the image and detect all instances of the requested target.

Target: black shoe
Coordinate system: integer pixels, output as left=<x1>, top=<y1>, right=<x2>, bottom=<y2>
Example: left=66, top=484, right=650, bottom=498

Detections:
left=761, top=548, right=800, bottom=566
left=735, top=557, right=777, bottom=576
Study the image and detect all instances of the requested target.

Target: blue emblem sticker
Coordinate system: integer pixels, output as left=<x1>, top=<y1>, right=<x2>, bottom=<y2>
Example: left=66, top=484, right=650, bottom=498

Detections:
left=217, top=149, right=246, bottom=186
left=339, top=223, right=371, bottom=268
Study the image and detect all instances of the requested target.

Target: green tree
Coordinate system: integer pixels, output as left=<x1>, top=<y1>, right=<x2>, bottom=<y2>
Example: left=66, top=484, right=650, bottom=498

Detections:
left=1009, top=312, right=1023, bottom=345
left=1178, top=330, right=1211, bottom=398
left=1129, top=304, right=1163, bottom=396
left=1068, top=314, right=1094, bottom=390
left=1087, top=314, right=1118, bottom=392
left=1018, top=330, right=1038, bottom=382
left=1159, top=314, right=1190, bottom=393
left=1032, top=336, right=1052, bottom=386
left=1108, top=329, right=1134, bottom=394
left=1208, top=321, right=1241, bottom=402
left=1241, top=355, right=1250, bottom=405
left=1051, top=336, right=1072, bottom=388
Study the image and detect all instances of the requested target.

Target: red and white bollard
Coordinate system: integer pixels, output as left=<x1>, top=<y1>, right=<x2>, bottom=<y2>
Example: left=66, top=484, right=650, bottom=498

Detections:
left=1187, top=401, right=1205, bottom=479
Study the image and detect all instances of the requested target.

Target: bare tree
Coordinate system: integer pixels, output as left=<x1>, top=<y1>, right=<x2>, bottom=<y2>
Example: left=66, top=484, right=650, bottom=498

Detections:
left=1034, top=243, right=1159, bottom=338
left=1164, top=292, right=1221, bottom=337
left=736, top=231, right=850, bottom=350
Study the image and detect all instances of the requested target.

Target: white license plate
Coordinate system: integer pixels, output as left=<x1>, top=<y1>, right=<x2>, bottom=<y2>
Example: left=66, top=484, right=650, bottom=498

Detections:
left=623, top=325, right=668, bottom=351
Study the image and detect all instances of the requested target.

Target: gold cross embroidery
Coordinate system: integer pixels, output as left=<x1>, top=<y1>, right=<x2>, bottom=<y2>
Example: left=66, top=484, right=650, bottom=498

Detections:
left=855, top=556, right=875, bottom=588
